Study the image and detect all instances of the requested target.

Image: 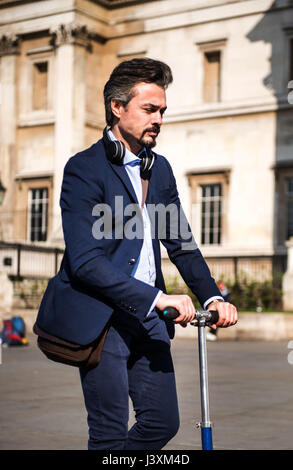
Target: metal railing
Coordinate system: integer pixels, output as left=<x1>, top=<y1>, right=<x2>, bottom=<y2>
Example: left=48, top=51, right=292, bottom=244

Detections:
left=204, top=254, right=286, bottom=283
left=0, top=241, right=287, bottom=282
left=0, top=242, right=64, bottom=279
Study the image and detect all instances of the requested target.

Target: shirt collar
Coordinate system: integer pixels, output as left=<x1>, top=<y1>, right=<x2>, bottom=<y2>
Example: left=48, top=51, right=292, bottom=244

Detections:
left=107, top=129, right=145, bottom=165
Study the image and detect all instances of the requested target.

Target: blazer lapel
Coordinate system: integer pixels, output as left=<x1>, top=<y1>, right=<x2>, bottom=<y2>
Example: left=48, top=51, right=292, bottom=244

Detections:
left=108, top=161, right=139, bottom=205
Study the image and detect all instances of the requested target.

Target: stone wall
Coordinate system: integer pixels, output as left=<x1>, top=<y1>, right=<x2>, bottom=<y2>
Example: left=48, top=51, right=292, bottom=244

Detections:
left=12, top=278, right=48, bottom=310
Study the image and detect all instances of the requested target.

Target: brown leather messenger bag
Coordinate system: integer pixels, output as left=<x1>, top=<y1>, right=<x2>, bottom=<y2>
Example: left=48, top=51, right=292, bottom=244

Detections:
left=33, top=322, right=109, bottom=369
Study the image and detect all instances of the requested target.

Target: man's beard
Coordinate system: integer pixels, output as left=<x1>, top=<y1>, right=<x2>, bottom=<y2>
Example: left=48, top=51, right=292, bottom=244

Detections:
left=138, top=126, right=160, bottom=149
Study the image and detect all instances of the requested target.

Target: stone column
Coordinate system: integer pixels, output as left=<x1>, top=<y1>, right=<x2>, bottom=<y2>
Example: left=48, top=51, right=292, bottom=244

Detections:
left=0, top=34, right=21, bottom=241
left=50, top=24, right=92, bottom=244
left=283, top=237, right=293, bottom=311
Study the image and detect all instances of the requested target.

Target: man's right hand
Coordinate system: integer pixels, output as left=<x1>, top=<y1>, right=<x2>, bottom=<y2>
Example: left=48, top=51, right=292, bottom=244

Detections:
left=156, top=293, right=196, bottom=328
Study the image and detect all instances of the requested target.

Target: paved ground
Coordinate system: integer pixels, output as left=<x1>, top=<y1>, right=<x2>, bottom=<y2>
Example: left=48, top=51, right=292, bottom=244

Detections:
left=1, top=334, right=293, bottom=450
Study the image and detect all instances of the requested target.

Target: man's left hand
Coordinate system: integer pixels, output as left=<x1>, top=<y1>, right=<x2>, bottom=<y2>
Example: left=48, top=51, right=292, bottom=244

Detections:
left=207, top=300, right=238, bottom=330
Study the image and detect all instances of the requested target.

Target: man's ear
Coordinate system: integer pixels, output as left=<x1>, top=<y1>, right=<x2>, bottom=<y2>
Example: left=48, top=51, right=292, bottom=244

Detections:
left=111, top=99, right=123, bottom=119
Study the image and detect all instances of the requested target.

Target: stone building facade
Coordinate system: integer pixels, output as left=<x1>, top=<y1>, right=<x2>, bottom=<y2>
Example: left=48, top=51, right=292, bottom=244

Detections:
left=0, top=0, right=293, bottom=284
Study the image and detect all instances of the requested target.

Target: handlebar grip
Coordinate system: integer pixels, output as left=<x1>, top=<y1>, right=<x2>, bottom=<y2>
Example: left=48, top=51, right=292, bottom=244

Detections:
left=162, top=306, right=180, bottom=320
left=161, top=307, right=219, bottom=324
left=207, top=310, right=219, bottom=325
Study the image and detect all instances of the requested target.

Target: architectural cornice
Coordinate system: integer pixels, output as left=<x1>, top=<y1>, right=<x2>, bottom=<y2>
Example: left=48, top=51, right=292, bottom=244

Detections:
left=164, top=95, right=293, bottom=124
left=0, top=32, right=20, bottom=56
left=271, top=160, right=293, bottom=171
left=14, top=170, right=54, bottom=180
left=0, top=0, right=156, bottom=9
left=92, top=0, right=155, bottom=8
left=1, top=1, right=291, bottom=42
left=49, top=23, right=93, bottom=50
left=186, top=167, right=232, bottom=176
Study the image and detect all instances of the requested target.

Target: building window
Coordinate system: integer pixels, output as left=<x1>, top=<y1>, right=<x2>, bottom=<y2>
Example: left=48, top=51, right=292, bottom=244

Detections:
left=274, top=165, right=293, bottom=245
left=203, top=50, right=221, bottom=102
left=287, top=177, right=293, bottom=239
left=187, top=169, right=229, bottom=248
left=28, top=188, right=48, bottom=242
left=289, top=38, right=293, bottom=81
left=32, top=61, right=48, bottom=110
left=196, top=38, right=226, bottom=104
left=200, top=183, right=222, bottom=245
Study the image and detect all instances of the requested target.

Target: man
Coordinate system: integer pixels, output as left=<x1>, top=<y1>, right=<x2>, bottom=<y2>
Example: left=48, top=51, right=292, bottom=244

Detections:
left=36, top=58, right=237, bottom=450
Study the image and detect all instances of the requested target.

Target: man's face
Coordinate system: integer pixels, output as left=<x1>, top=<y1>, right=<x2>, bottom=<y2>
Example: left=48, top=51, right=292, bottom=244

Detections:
left=111, top=82, right=167, bottom=153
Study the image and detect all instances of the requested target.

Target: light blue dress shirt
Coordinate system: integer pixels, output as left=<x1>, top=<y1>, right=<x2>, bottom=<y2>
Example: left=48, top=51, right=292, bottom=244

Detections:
left=108, top=130, right=223, bottom=314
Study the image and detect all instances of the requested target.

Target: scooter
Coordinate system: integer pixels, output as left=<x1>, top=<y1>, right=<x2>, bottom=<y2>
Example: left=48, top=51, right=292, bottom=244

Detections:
left=162, top=307, right=219, bottom=451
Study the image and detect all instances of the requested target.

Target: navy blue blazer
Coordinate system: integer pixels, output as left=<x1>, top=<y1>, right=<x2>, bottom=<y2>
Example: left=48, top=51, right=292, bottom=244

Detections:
left=35, top=139, right=221, bottom=345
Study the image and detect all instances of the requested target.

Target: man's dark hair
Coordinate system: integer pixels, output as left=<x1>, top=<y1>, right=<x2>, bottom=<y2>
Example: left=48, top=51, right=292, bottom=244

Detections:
left=103, top=57, right=173, bottom=127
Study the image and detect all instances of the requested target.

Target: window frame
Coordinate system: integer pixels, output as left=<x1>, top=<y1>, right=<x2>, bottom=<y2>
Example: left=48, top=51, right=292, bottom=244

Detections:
left=187, top=169, right=230, bottom=250
left=27, top=187, right=49, bottom=242
left=14, top=175, right=53, bottom=243
left=286, top=176, right=293, bottom=241
left=283, top=27, right=293, bottom=91
left=19, top=47, right=54, bottom=122
left=196, top=38, right=227, bottom=104
left=274, top=164, right=293, bottom=247
left=289, top=37, right=293, bottom=82
left=32, top=60, right=49, bottom=111
left=200, top=182, right=222, bottom=245
left=202, top=49, right=222, bottom=103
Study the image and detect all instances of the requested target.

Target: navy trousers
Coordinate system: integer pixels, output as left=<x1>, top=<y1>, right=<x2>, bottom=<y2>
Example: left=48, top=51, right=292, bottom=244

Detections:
left=79, top=310, right=180, bottom=450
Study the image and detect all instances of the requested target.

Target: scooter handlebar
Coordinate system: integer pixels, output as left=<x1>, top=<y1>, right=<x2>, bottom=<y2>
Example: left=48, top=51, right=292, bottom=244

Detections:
left=162, top=307, right=219, bottom=325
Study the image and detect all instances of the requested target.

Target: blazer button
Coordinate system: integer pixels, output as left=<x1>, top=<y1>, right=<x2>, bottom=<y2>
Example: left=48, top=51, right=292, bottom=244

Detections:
left=128, top=258, right=136, bottom=265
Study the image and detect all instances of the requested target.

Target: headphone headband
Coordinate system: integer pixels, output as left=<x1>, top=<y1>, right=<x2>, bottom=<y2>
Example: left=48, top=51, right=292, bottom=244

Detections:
left=102, top=127, right=155, bottom=173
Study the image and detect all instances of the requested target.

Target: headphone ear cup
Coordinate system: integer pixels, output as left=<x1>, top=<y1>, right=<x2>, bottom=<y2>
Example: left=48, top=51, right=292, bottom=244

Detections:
left=147, top=153, right=155, bottom=171
left=141, top=151, right=155, bottom=172
left=113, top=140, right=126, bottom=163
left=103, top=127, right=126, bottom=165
